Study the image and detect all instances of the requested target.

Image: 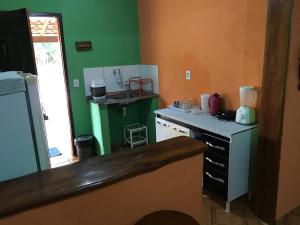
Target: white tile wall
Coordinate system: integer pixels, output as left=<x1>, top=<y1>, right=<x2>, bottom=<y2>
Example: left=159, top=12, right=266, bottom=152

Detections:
left=83, top=65, right=159, bottom=96
left=121, top=65, right=140, bottom=83
left=140, top=65, right=159, bottom=94
left=103, top=66, right=120, bottom=93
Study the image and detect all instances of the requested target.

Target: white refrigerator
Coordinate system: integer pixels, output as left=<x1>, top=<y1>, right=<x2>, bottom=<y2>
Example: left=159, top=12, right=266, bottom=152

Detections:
left=0, top=71, right=50, bottom=182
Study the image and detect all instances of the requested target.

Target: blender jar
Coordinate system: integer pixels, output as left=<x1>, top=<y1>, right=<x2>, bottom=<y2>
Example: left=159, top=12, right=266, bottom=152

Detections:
left=240, top=86, right=257, bottom=107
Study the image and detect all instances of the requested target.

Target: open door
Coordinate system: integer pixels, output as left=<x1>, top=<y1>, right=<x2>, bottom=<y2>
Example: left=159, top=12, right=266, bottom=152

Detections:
left=29, top=14, right=76, bottom=168
left=0, top=8, right=37, bottom=74
left=0, top=8, right=76, bottom=168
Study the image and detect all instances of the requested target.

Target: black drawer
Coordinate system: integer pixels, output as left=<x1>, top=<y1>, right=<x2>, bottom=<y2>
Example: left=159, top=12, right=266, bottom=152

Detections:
left=203, top=166, right=228, bottom=200
left=204, top=151, right=228, bottom=175
left=202, top=133, right=229, bottom=158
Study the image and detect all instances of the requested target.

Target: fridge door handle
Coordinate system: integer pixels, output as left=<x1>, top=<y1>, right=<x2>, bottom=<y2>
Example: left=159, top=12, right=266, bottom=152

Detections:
left=0, top=41, right=8, bottom=57
left=43, top=113, right=49, bottom=121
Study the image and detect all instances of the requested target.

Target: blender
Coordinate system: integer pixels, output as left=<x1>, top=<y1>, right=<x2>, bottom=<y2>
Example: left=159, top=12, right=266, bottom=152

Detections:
left=235, top=86, right=257, bottom=125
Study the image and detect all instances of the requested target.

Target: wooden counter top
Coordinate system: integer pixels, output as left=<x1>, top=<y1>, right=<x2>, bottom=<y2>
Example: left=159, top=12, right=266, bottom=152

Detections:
left=0, top=137, right=206, bottom=218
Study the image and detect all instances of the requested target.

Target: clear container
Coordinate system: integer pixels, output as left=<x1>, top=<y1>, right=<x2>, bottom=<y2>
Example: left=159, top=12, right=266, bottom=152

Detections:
left=240, top=86, right=257, bottom=107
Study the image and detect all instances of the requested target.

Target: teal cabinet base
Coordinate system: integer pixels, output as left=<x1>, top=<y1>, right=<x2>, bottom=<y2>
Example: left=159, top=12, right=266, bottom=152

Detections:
left=138, top=97, right=159, bottom=144
left=90, top=103, right=111, bottom=155
left=90, top=97, right=159, bottom=155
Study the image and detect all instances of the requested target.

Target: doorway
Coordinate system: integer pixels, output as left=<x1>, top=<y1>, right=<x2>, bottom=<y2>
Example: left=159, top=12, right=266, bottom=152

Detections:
left=29, top=14, right=75, bottom=168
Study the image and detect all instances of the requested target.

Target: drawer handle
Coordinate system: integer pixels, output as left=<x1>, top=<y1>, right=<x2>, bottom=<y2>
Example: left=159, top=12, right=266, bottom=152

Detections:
left=205, top=157, right=225, bottom=168
left=205, top=141, right=226, bottom=151
left=179, top=130, right=186, bottom=134
left=173, top=127, right=187, bottom=135
left=205, top=172, right=225, bottom=184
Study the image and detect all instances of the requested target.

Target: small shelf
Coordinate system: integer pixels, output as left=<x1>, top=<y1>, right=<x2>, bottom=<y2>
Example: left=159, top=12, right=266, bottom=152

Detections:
left=125, top=136, right=147, bottom=146
left=123, top=123, right=148, bottom=149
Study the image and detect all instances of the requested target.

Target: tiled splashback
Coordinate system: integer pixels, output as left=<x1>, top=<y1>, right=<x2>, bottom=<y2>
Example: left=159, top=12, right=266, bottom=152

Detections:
left=83, top=65, right=159, bottom=96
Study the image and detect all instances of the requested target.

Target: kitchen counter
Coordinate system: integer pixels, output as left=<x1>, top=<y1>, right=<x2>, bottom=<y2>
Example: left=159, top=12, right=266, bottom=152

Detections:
left=155, top=108, right=258, bottom=138
left=0, top=136, right=206, bottom=218
left=155, top=108, right=259, bottom=212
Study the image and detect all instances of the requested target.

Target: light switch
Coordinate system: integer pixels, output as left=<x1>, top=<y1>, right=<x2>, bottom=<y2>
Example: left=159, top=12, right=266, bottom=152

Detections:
left=186, top=70, right=191, bottom=80
left=73, top=79, right=80, bottom=88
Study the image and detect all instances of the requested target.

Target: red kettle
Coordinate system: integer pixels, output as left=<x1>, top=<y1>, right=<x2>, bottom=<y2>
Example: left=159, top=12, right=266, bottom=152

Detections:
left=208, top=93, right=222, bottom=115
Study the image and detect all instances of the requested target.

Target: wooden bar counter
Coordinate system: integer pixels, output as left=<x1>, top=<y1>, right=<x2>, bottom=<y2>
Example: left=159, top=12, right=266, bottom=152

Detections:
left=0, top=137, right=207, bottom=225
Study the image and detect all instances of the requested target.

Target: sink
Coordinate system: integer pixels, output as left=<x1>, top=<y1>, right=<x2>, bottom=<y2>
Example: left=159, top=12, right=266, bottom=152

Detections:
left=107, top=91, right=139, bottom=101
left=107, top=93, right=126, bottom=100
left=90, top=91, right=154, bottom=106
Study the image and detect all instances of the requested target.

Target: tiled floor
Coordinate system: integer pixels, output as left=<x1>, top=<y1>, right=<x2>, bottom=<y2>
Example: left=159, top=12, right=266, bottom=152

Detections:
left=202, top=193, right=300, bottom=225
left=50, top=154, right=72, bottom=168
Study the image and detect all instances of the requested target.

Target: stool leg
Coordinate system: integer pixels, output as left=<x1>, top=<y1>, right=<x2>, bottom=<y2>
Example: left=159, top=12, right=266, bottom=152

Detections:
left=145, top=127, right=149, bottom=144
left=130, top=131, right=133, bottom=149
left=123, top=127, right=127, bottom=145
left=226, top=201, right=231, bottom=213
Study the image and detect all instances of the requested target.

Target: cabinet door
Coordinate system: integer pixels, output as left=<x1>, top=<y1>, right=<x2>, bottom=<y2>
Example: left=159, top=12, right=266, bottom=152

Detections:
left=204, top=166, right=228, bottom=200
left=202, top=133, right=230, bottom=158
left=204, top=151, right=228, bottom=175
left=155, top=118, right=170, bottom=142
left=0, top=8, right=37, bottom=74
left=170, top=123, right=190, bottom=137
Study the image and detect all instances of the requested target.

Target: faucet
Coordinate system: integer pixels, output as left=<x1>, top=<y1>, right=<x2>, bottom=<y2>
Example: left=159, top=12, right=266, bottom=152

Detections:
left=113, top=68, right=124, bottom=89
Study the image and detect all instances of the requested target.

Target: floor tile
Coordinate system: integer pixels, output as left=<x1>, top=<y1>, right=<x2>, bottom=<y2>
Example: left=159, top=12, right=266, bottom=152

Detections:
left=203, top=193, right=300, bottom=225
left=50, top=154, right=72, bottom=168
left=203, top=193, right=263, bottom=225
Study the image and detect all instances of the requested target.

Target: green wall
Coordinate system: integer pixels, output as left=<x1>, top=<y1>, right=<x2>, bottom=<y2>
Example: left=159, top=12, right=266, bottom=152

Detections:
left=0, top=0, right=140, bottom=136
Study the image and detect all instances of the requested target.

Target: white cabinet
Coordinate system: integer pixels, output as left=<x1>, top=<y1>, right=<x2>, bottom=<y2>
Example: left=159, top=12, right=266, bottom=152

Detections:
left=156, top=117, right=191, bottom=142
left=155, top=108, right=258, bottom=213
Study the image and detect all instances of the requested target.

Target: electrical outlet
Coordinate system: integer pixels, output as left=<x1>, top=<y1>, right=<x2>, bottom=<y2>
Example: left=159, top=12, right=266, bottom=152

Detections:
left=73, top=79, right=80, bottom=88
left=186, top=70, right=191, bottom=80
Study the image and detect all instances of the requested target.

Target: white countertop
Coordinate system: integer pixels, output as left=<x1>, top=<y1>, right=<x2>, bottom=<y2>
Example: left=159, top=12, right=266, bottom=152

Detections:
left=154, top=108, right=258, bottom=138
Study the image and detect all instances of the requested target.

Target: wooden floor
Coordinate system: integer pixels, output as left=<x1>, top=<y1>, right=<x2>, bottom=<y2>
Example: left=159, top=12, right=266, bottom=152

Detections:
left=202, top=193, right=300, bottom=225
left=277, top=207, right=300, bottom=225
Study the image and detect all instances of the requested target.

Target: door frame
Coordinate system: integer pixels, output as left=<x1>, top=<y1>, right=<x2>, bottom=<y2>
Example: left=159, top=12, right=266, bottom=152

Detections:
left=30, top=12, right=76, bottom=156
left=251, top=0, right=294, bottom=224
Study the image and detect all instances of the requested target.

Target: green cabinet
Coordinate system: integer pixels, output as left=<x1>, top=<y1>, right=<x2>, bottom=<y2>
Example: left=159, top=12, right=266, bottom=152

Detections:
left=90, top=96, right=159, bottom=155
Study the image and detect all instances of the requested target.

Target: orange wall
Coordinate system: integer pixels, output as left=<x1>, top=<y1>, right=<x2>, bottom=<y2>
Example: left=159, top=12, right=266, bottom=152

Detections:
left=276, top=0, right=300, bottom=218
left=138, top=0, right=267, bottom=109
left=0, top=156, right=203, bottom=225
